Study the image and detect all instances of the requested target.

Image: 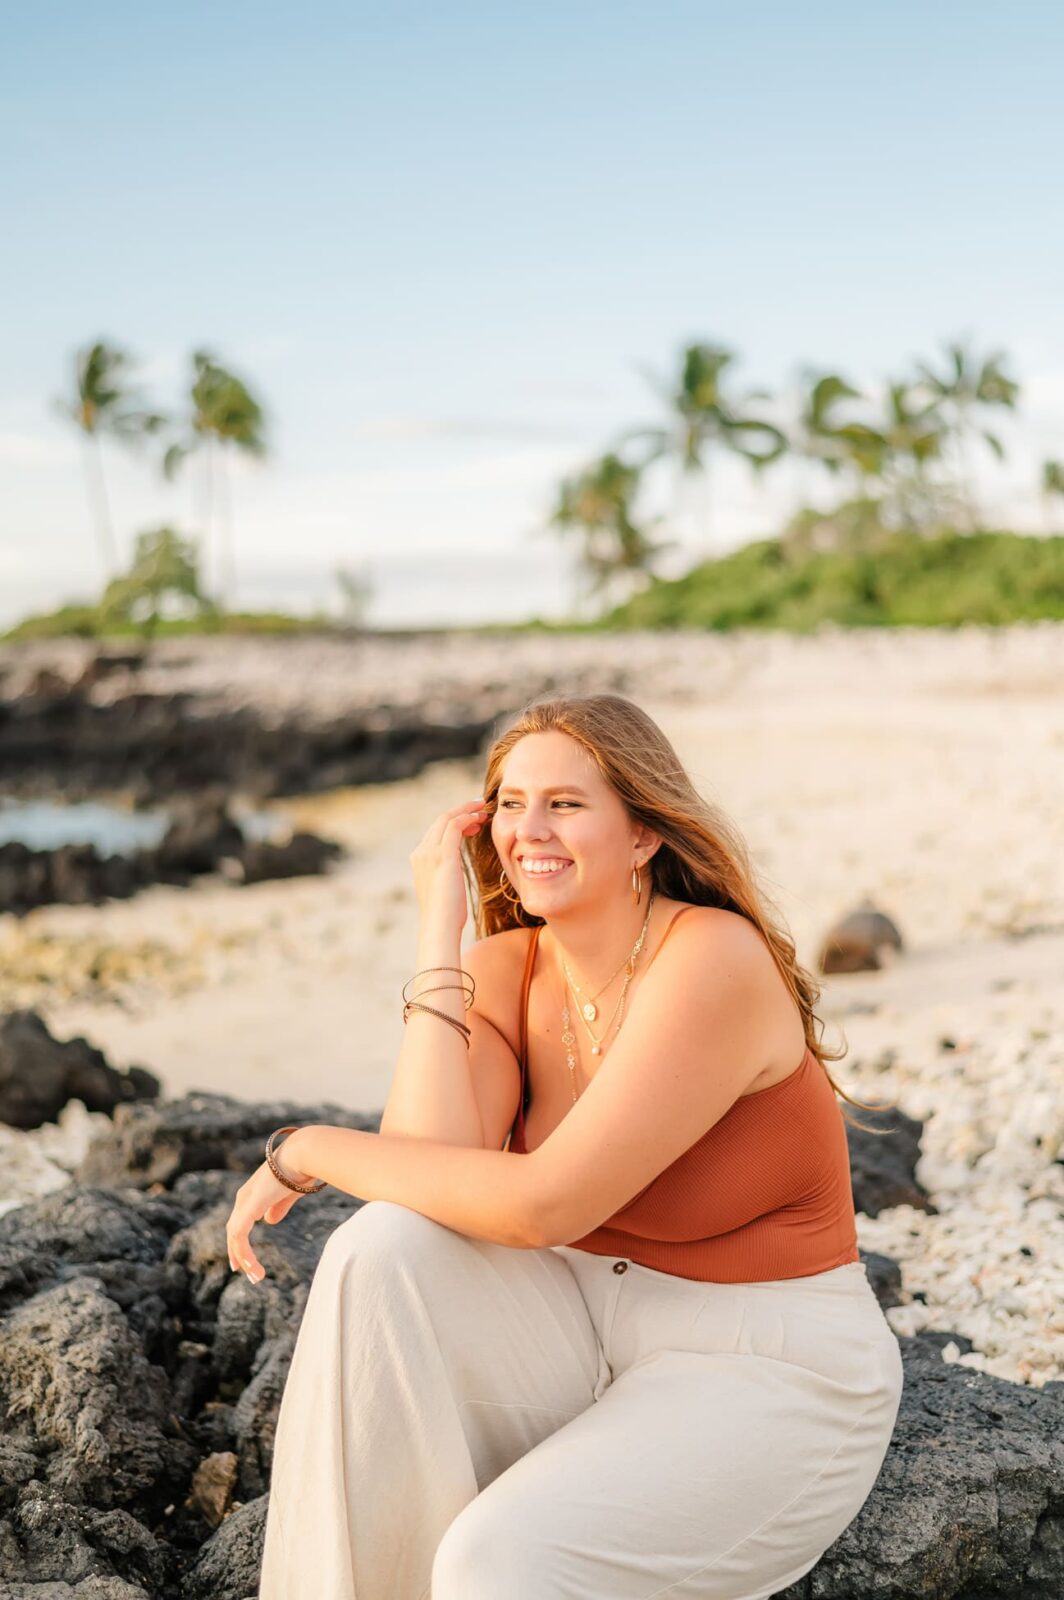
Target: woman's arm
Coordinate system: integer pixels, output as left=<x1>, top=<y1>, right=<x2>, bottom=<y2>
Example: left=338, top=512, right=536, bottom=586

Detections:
left=378, top=793, right=493, bottom=1147
left=280, top=912, right=771, bottom=1256
left=377, top=905, right=485, bottom=1147
left=281, top=1123, right=545, bottom=1248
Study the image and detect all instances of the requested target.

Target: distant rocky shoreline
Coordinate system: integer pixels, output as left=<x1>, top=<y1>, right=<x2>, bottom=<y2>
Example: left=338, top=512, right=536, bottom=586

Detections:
left=0, top=633, right=689, bottom=806
left=0, top=632, right=677, bottom=913
left=3, top=623, right=1059, bottom=805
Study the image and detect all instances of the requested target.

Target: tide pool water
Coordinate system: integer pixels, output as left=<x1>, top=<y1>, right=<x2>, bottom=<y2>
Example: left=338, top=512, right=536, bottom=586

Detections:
left=0, top=799, right=286, bottom=854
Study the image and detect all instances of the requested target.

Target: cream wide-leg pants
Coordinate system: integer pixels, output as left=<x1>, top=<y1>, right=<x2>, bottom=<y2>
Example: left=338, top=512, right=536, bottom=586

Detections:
left=257, top=1200, right=903, bottom=1600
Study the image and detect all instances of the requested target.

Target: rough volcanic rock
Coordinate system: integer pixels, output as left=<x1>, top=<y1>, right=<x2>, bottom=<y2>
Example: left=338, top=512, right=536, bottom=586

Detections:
left=0, top=797, right=346, bottom=916
left=819, top=901, right=905, bottom=974
left=0, top=650, right=503, bottom=806
left=0, top=1093, right=1059, bottom=1598
left=0, top=1276, right=197, bottom=1509
left=0, top=1010, right=160, bottom=1132
left=183, top=1494, right=267, bottom=1600
left=228, top=831, right=343, bottom=884
left=771, top=1339, right=1064, bottom=1599
left=0, top=841, right=150, bottom=915
left=154, top=794, right=245, bottom=877
left=847, top=1103, right=936, bottom=1217
left=75, top=1091, right=380, bottom=1191
left=0, top=1168, right=357, bottom=1595
left=0, top=631, right=697, bottom=808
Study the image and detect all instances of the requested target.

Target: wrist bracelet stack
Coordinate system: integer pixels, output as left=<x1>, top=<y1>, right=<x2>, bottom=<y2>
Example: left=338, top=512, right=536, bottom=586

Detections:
left=264, top=1125, right=328, bottom=1194
left=262, top=964, right=477, bottom=1193
left=402, top=965, right=475, bottom=1050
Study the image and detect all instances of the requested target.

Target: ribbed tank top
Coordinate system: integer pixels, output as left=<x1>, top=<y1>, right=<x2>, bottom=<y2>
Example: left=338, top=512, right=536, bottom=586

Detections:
left=508, top=907, right=860, bottom=1283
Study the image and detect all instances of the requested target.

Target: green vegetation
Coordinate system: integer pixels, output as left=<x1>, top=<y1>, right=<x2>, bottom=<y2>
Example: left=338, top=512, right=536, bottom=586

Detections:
left=13, top=329, right=1064, bottom=641
left=549, top=452, right=678, bottom=614
left=547, top=336, right=1058, bottom=621
left=4, top=528, right=320, bottom=642
left=4, top=606, right=320, bottom=643
left=99, top=528, right=209, bottom=635
left=583, top=527, right=1064, bottom=632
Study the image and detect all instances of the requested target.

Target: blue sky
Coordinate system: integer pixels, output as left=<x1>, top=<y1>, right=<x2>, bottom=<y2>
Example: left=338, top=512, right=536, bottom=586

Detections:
left=3, top=1, right=1063, bottom=626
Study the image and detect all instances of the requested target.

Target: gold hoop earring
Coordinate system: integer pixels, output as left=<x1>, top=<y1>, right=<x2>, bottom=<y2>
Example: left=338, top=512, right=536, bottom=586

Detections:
left=631, top=864, right=642, bottom=905
left=499, top=867, right=522, bottom=908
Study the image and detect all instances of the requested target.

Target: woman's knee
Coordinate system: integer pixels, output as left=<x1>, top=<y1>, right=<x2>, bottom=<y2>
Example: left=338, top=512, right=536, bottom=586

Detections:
left=431, top=1498, right=513, bottom=1600
left=317, top=1199, right=455, bottom=1278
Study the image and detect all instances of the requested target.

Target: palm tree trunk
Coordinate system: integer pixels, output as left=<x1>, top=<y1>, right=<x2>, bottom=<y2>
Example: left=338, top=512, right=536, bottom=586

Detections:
left=82, top=433, right=119, bottom=577
left=201, top=435, right=217, bottom=602
left=787, top=450, right=804, bottom=526
left=957, top=426, right=978, bottom=530
left=702, top=458, right=714, bottom=560
left=217, top=446, right=237, bottom=608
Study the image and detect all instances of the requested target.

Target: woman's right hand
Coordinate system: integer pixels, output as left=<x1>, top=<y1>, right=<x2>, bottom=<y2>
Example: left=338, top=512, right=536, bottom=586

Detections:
left=409, top=796, right=491, bottom=929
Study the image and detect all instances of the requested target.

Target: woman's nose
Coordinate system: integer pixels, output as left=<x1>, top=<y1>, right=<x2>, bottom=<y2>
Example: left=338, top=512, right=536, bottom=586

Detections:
left=514, top=815, right=552, bottom=840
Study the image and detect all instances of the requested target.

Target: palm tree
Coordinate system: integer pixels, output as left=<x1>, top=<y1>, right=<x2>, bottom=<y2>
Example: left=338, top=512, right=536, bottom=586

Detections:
left=548, top=452, right=675, bottom=617
left=54, top=340, right=166, bottom=578
left=627, top=342, right=787, bottom=558
left=795, top=371, right=862, bottom=473
left=163, top=349, right=267, bottom=605
left=1042, top=460, right=1064, bottom=532
left=915, top=340, right=1019, bottom=526
left=783, top=368, right=864, bottom=514
left=833, top=381, right=949, bottom=531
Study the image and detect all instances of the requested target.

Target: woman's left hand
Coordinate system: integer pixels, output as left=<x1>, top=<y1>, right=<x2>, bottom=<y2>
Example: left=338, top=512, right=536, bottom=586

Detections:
left=225, top=1163, right=305, bottom=1283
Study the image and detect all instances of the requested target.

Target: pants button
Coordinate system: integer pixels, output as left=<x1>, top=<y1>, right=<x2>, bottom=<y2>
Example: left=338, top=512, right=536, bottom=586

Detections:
left=613, top=1261, right=629, bottom=1274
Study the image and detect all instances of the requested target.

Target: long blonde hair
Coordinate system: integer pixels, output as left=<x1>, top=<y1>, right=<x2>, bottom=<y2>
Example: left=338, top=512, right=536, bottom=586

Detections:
left=463, top=692, right=895, bottom=1133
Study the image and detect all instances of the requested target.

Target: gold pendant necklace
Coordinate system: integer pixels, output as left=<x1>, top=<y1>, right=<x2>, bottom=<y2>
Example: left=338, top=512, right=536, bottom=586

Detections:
left=562, top=892, right=655, bottom=1027
left=559, top=893, right=656, bottom=1099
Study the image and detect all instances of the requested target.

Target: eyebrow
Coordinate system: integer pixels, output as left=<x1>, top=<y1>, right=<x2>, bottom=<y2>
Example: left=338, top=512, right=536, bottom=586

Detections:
left=497, top=784, right=591, bottom=797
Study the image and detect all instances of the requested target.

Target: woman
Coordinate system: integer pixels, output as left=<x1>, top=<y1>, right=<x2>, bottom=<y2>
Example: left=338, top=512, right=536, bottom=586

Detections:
left=229, top=693, right=904, bottom=1600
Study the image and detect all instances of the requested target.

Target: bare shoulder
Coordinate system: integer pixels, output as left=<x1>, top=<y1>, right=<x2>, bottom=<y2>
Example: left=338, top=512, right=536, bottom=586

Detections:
left=655, top=905, right=804, bottom=1082
left=461, top=924, right=537, bottom=1052
left=463, top=923, right=535, bottom=981
left=662, top=904, right=775, bottom=968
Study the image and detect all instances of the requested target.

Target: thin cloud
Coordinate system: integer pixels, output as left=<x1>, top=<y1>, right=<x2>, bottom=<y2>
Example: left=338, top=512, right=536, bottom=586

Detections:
left=350, top=414, right=584, bottom=444
left=0, top=430, right=77, bottom=467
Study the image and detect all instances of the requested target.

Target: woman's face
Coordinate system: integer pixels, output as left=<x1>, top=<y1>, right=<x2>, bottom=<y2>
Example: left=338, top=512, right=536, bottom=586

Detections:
left=490, top=730, right=653, bottom=912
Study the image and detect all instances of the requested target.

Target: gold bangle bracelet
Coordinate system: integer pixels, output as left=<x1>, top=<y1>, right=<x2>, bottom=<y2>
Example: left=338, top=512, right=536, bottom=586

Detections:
left=401, top=1001, right=472, bottom=1048
left=402, top=980, right=475, bottom=1011
left=403, top=970, right=475, bottom=1008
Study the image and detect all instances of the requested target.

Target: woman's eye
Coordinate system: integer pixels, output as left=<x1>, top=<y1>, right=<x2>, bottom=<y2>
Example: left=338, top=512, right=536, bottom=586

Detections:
left=498, top=800, right=579, bottom=809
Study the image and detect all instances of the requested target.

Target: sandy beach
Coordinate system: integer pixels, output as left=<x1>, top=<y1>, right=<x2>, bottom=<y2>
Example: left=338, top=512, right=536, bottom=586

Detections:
left=2, top=622, right=1062, bottom=1387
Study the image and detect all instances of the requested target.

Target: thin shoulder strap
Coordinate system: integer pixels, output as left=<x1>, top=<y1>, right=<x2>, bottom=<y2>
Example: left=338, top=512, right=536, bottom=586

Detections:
left=643, top=904, right=698, bottom=976
left=518, top=923, right=543, bottom=1069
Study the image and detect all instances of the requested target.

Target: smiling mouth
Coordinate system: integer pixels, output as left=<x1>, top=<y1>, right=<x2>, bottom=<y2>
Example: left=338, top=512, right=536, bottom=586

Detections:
left=518, top=859, right=573, bottom=877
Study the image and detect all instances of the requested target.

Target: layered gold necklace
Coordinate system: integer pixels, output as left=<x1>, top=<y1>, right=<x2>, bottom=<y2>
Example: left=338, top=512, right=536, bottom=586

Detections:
left=559, top=892, right=657, bottom=1103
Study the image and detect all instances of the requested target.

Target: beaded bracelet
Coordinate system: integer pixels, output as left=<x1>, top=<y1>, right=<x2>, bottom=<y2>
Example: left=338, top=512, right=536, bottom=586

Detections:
left=264, top=1125, right=327, bottom=1194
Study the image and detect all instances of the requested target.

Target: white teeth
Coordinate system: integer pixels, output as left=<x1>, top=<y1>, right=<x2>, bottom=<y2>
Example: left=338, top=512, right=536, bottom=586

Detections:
left=521, top=859, right=571, bottom=875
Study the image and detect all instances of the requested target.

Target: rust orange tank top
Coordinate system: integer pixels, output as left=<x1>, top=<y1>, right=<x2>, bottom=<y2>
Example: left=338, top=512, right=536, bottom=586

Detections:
left=508, top=907, right=860, bottom=1283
